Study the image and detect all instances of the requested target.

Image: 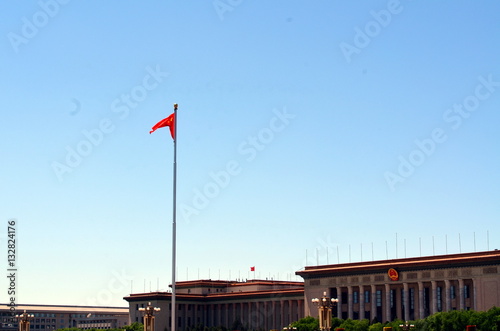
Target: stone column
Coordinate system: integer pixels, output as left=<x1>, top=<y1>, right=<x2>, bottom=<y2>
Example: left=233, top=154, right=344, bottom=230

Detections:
left=418, top=282, right=425, bottom=319
left=431, top=281, right=438, bottom=315
left=298, top=299, right=303, bottom=319
left=385, top=283, right=391, bottom=322
left=444, top=280, right=451, bottom=312
left=359, top=286, right=365, bottom=320
left=348, top=286, right=353, bottom=320
left=255, top=302, right=261, bottom=329
left=403, top=283, right=410, bottom=321
left=459, top=279, right=465, bottom=310
left=371, top=285, right=377, bottom=321
left=248, top=302, right=253, bottom=329
left=472, top=278, right=477, bottom=311
left=263, top=301, right=269, bottom=331
left=280, top=300, right=285, bottom=329
left=336, top=287, right=342, bottom=318
left=272, top=301, right=276, bottom=330
left=396, top=287, right=402, bottom=320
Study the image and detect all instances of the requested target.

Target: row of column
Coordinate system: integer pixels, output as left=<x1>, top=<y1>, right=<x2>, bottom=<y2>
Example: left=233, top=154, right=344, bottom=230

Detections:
left=177, top=299, right=303, bottom=330
left=334, top=278, right=475, bottom=322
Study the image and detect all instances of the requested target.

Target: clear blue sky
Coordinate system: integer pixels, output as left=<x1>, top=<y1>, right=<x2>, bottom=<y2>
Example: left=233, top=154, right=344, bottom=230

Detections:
left=1, top=1, right=499, bottom=307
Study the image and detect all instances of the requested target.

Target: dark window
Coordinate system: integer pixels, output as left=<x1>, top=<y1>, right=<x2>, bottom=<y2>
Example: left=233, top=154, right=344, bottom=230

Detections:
left=410, top=288, right=415, bottom=310
left=464, top=285, right=470, bottom=298
left=365, top=290, right=370, bottom=303
left=341, top=291, right=348, bottom=303
left=437, top=287, right=442, bottom=312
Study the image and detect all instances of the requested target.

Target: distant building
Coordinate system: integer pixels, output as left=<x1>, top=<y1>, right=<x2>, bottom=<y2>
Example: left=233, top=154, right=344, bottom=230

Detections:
left=124, top=279, right=304, bottom=331
left=0, top=304, right=129, bottom=330
left=296, top=250, right=500, bottom=322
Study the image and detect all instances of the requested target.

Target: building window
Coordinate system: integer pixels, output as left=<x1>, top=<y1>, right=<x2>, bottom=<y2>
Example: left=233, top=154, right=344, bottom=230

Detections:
left=376, top=290, right=382, bottom=307
left=437, top=287, right=442, bottom=312
left=353, top=291, right=359, bottom=304
left=364, top=290, right=370, bottom=303
left=464, top=285, right=470, bottom=299
left=451, top=286, right=456, bottom=299
left=410, top=288, right=415, bottom=310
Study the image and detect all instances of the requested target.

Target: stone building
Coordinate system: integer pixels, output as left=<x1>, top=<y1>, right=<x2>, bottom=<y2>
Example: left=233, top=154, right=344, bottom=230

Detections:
left=296, top=250, right=500, bottom=322
left=0, top=304, right=128, bottom=330
left=124, top=279, right=304, bottom=331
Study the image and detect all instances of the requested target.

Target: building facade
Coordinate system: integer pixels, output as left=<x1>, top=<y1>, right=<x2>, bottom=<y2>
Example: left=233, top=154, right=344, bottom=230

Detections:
left=124, top=279, right=304, bottom=331
left=296, top=250, right=500, bottom=323
left=0, top=304, right=129, bottom=330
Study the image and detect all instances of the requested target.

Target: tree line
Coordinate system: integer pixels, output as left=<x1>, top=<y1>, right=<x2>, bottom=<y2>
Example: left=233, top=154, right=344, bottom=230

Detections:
left=55, top=308, right=500, bottom=331
left=291, top=307, right=500, bottom=331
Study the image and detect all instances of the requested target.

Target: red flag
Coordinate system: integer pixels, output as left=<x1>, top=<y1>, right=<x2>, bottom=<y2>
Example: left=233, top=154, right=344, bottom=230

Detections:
left=250, top=266, right=255, bottom=271
left=150, top=113, right=175, bottom=138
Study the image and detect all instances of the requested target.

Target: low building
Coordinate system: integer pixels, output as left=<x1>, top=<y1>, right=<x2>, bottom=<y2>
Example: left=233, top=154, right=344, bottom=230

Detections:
left=0, top=304, right=129, bottom=330
left=296, top=250, right=500, bottom=322
left=124, top=279, right=304, bottom=331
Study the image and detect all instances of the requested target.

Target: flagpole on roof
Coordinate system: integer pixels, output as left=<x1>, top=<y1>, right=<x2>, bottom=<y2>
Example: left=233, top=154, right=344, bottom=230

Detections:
left=171, top=103, right=178, bottom=331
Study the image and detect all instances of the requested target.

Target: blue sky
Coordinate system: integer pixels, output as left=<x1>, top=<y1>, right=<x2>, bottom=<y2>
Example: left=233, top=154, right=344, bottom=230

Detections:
left=1, top=1, right=499, bottom=307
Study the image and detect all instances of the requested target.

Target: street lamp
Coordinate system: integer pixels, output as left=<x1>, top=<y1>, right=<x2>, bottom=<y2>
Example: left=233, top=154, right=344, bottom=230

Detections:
left=16, top=311, right=34, bottom=331
left=398, top=321, right=415, bottom=330
left=283, top=324, right=297, bottom=331
left=139, top=302, right=161, bottom=331
left=311, top=292, right=338, bottom=331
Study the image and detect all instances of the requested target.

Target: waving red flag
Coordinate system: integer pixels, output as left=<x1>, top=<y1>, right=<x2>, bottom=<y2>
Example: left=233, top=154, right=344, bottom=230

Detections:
left=150, top=113, right=175, bottom=138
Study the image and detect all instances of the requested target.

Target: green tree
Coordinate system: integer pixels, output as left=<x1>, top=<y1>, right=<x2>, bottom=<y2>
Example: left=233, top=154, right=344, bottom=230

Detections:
left=367, top=322, right=383, bottom=331
left=331, top=317, right=342, bottom=330
left=123, top=322, right=144, bottom=331
left=337, top=318, right=369, bottom=331
left=290, top=316, right=318, bottom=331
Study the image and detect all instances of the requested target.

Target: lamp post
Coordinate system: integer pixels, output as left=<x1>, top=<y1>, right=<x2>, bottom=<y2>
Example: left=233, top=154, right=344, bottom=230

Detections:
left=16, top=311, right=34, bottom=331
left=283, top=324, right=297, bottom=331
left=311, top=292, right=338, bottom=331
left=139, top=302, right=161, bottom=331
left=398, top=321, right=415, bottom=330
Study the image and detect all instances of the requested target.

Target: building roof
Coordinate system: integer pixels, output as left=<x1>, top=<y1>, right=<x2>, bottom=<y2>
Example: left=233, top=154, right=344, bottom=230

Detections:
left=124, top=279, right=304, bottom=303
left=296, top=250, right=500, bottom=279
left=173, top=279, right=303, bottom=288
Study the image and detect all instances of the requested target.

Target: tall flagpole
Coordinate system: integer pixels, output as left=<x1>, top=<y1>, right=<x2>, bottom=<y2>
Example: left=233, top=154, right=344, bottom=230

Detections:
left=171, top=103, right=178, bottom=331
